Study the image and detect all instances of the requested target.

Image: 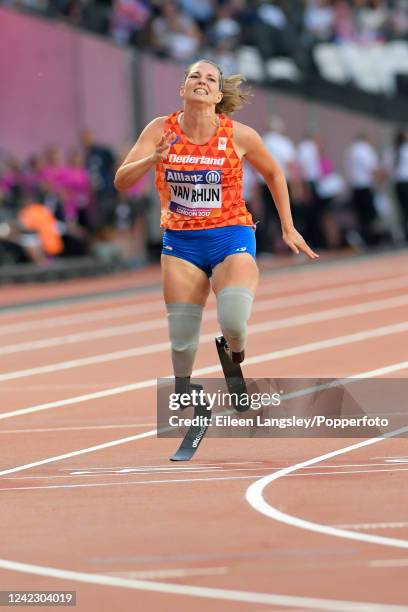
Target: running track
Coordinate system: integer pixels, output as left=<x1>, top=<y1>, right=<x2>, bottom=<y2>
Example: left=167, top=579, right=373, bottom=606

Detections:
left=0, top=251, right=407, bottom=612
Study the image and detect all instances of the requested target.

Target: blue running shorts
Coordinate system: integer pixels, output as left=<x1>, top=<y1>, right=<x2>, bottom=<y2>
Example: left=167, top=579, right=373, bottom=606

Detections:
left=162, top=225, right=256, bottom=277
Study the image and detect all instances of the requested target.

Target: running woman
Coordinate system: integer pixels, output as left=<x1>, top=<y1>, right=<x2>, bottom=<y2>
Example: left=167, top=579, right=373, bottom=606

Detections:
left=115, top=59, right=318, bottom=398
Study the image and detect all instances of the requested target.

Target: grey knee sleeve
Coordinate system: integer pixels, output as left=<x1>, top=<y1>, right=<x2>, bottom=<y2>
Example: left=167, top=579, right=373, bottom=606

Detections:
left=217, top=287, right=254, bottom=352
left=167, top=302, right=203, bottom=377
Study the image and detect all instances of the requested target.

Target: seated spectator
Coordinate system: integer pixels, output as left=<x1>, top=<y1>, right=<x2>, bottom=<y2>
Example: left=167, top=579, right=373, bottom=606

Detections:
left=62, top=148, right=92, bottom=230
left=354, top=0, right=389, bottom=42
left=110, top=0, right=150, bottom=45
left=387, top=0, right=408, bottom=40
left=150, top=0, right=202, bottom=61
left=21, top=155, right=44, bottom=199
left=303, top=0, right=335, bottom=44
left=208, top=2, right=241, bottom=47
left=332, top=0, right=356, bottom=43
left=0, top=157, right=22, bottom=199
left=39, top=144, right=67, bottom=199
left=18, top=195, right=64, bottom=260
left=179, top=0, right=214, bottom=31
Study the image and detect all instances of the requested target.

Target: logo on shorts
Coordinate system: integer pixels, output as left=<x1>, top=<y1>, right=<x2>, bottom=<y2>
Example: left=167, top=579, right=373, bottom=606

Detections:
left=218, top=137, right=227, bottom=150
left=164, top=245, right=173, bottom=251
left=235, top=246, right=247, bottom=252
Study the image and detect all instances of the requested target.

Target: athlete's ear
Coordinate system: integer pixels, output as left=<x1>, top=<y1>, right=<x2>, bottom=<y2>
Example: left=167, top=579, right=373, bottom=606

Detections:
left=217, top=92, right=223, bottom=103
left=180, top=85, right=185, bottom=98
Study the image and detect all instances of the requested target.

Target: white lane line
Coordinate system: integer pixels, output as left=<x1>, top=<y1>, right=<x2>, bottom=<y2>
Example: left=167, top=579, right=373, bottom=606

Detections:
left=0, top=301, right=165, bottom=336
left=1, top=338, right=407, bottom=425
left=2, top=467, right=408, bottom=492
left=2, top=461, right=405, bottom=480
left=0, top=319, right=167, bottom=355
left=0, top=429, right=157, bottom=477
left=0, top=378, right=158, bottom=420
left=2, top=295, right=408, bottom=382
left=0, top=424, right=155, bottom=434
left=0, top=357, right=407, bottom=481
left=1, top=257, right=404, bottom=328
left=59, top=461, right=262, bottom=471
left=3, top=287, right=408, bottom=357
left=369, top=559, right=408, bottom=568
left=0, top=301, right=164, bottom=334
left=335, top=522, right=408, bottom=530
left=0, top=558, right=405, bottom=611
left=245, top=425, right=408, bottom=550
left=105, top=567, right=228, bottom=579
left=3, top=275, right=408, bottom=353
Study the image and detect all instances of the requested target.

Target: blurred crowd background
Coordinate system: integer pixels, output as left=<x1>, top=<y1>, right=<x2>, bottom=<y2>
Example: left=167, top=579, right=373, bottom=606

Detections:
left=2, top=0, right=407, bottom=66
left=1, top=0, right=408, bottom=271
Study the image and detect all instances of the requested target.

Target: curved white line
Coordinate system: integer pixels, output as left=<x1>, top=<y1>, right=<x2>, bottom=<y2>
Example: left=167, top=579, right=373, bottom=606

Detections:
left=0, top=551, right=406, bottom=611
left=246, top=425, right=408, bottom=549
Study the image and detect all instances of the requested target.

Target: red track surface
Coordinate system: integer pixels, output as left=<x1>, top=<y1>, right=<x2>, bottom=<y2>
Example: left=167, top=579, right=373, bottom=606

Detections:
left=0, top=251, right=407, bottom=612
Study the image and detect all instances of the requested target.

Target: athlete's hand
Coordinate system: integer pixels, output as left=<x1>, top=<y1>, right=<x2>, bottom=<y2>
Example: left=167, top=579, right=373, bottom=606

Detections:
left=153, top=130, right=177, bottom=162
left=282, top=227, right=319, bottom=259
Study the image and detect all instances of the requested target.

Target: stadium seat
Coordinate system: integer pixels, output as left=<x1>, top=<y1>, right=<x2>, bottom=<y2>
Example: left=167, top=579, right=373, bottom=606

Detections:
left=236, top=46, right=265, bottom=82
left=313, top=44, right=349, bottom=84
left=339, top=43, right=383, bottom=94
left=265, top=58, right=301, bottom=82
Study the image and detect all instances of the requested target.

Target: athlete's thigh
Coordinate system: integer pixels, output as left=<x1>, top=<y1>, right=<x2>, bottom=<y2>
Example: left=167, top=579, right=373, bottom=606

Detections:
left=161, top=254, right=211, bottom=305
left=212, top=253, right=259, bottom=295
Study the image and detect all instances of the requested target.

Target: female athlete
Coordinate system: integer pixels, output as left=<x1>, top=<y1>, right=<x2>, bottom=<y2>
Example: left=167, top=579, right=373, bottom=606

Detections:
left=115, top=59, right=318, bottom=399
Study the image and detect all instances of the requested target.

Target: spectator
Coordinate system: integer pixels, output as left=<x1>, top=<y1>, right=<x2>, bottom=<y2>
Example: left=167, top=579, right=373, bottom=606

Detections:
left=303, top=0, right=335, bottom=44
left=150, top=0, right=201, bottom=61
left=297, top=132, right=328, bottom=248
left=297, top=131, right=321, bottom=186
left=344, top=132, right=384, bottom=245
left=258, top=116, right=298, bottom=252
left=39, top=145, right=66, bottom=198
left=315, top=136, right=346, bottom=247
left=354, top=0, right=389, bottom=42
left=0, top=157, right=22, bottom=207
left=114, top=171, right=150, bottom=261
left=208, top=2, right=241, bottom=47
left=109, top=0, right=150, bottom=45
left=179, top=0, right=214, bottom=31
left=21, top=155, right=44, bottom=199
left=80, top=128, right=117, bottom=230
left=333, top=0, right=356, bottom=42
left=253, top=0, right=297, bottom=61
left=384, top=127, right=408, bottom=241
left=18, top=194, right=64, bottom=260
left=62, top=148, right=92, bottom=229
left=387, top=0, right=408, bottom=40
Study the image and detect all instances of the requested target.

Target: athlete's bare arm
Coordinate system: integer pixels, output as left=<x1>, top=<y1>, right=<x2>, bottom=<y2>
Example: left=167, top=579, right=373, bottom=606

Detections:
left=114, top=117, right=176, bottom=191
left=233, top=121, right=318, bottom=259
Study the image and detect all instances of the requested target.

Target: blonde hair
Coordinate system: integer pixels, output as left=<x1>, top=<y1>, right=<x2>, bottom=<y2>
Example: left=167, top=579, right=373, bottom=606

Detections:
left=183, top=59, right=252, bottom=115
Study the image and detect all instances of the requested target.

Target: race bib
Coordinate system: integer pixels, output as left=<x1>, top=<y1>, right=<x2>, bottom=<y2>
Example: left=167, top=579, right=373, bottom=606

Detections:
left=166, top=169, right=222, bottom=217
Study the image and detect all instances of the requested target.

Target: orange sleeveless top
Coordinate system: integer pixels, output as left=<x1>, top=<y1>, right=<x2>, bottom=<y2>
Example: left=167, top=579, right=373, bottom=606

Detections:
left=155, top=111, right=253, bottom=230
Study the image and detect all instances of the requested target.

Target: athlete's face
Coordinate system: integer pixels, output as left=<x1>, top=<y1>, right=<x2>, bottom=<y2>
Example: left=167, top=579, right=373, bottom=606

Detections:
left=181, top=62, right=223, bottom=106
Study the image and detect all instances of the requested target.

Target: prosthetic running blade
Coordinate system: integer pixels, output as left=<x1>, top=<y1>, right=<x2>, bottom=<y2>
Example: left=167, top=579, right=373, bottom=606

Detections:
left=170, top=385, right=211, bottom=461
left=215, top=336, right=249, bottom=412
